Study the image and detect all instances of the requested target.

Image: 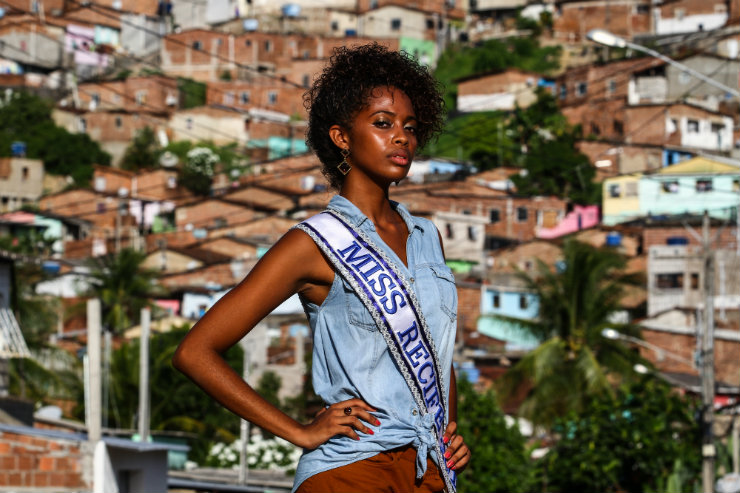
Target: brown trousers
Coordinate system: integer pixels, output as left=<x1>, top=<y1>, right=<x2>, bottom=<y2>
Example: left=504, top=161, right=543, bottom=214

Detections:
left=296, top=445, right=445, bottom=493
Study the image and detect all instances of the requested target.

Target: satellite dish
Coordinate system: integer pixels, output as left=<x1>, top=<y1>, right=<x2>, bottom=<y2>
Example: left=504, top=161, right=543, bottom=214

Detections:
left=159, top=151, right=178, bottom=168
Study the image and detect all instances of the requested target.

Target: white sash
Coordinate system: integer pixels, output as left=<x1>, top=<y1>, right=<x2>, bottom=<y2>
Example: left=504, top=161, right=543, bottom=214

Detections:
left=296, top=210, right=456, bottom=492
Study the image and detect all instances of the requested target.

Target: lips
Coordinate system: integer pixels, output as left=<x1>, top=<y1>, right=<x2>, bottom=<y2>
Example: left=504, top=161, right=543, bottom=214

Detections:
left=390, top=151, right=410, bottom=166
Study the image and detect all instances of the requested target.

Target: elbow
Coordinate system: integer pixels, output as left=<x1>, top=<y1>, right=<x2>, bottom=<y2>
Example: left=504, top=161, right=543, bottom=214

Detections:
left=171, top=342, right=192, bottom=375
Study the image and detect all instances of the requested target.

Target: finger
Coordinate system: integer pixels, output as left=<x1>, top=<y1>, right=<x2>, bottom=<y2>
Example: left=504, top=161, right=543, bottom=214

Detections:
left=340, top=416, right=375, bottom=436
left=338, top=425, right=361, bottom=441
left=338, top=398, right=377, bottom=412
left=316, top=407, right=327, bottom=417
left=452, top=448, right=470, bottom=471
left=352, top=408, right=381, bottom=426
left=443, top=421, right=457, bottom=444
left=446, top=436, right=467, bottom=468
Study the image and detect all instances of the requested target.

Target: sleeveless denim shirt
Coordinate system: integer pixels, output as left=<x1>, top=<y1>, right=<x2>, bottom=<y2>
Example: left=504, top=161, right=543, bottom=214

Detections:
left=292, top=195, right=457, bottom=492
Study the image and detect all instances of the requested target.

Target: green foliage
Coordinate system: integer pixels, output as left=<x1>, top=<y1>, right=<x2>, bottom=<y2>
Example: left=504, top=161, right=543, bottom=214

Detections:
left=498, top=240, right=645, bottom=427
left=256, top=371, right=282, bottom=408
left=434, top=38, right=561, bottom=111
left=101, top=328, right=244, bottom=464
left=456, top=378, right=536, bottom=493
left=85, top=248, right=163, bottom=333
left=180, top=147, right=217, bottom=196
left=120, top=126, right=161, bottom=171
left=0, top=91, right=110, bottom=185
left=542, top=378, right=701, bottom=493
left=177, top=77, right=206, bottom=108
left=219, top=70, right=232, bottom=81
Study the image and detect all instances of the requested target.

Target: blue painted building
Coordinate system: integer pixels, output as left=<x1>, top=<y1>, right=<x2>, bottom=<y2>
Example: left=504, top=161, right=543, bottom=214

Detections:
left=476, top=277, right=540, bottom=351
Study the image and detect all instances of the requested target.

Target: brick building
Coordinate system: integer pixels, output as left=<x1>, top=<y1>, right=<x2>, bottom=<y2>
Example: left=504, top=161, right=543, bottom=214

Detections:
left=552, top=0, right=652, bottom=42
left=0, top=158, right=45, bottom=212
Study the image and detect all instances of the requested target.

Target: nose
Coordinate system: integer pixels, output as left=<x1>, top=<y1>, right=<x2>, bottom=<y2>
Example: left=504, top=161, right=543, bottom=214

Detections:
left=393, top=128, right=408, bottom=146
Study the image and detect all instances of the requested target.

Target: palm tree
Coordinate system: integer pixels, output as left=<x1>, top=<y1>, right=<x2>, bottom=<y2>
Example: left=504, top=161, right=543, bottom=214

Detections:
left=85, top=248, right=163, bottom=334
left=497, top=239, right=644, bottom=427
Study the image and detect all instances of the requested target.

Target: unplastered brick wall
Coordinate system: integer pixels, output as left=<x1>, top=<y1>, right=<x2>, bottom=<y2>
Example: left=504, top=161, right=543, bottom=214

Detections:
left=0, top=430, right=90, bottom=490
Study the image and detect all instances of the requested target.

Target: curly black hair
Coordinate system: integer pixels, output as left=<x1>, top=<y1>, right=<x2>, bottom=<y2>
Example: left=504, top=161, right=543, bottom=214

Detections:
left=304, top=43, right=445, bottom=190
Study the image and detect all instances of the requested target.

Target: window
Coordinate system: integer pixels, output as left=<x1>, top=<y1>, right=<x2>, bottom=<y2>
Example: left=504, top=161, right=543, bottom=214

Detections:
left=519, top=294, right=528, bottom=309
left=264, top=40, right=272, bottom=52
left=91, top=93, right=100, bottom=106
left=517, top=207, right=528, bottom=222
left=687, top=119, right=699, bottom=133
left=302, top=74, right=310, bottom=88
left=215, top=38, right=223, bottom=47
left=590, top=122, right=600, bottom=135
left=192, top=40, right=202, bottom=50
left=214, top=217, right=227, bottom=228
left=186, top=117, right=193, bottom=129
left=245, top=39, right=251, bottom=46
left=662, top=181, right=679, bottom=193
left=559, top=84, right=567, bottom=99
left=268, top=91, right=278, bottom=104
left=331, top=21, right=339, bottom=31
left=691, top=273, right=699, bottom=290
left=445, top=223, right=454, bottom=239
left=370, top=0, right=378, bottom=8
left=613, top=120, right=624, bottom=135
left=636, top=4, right=649, bottom=13
left=96, top=202, right=106, bottom=213
left=426, top=18, right=435, bottom=29
left=223, top=92, right=234, bottom=105
left=468, top=226, right=477, bottom=241
left=606, top=79, right=617, bottom=95
left=711, top=123, right=723, bottom=134
left=167, top=176, right=177, bottom=189
left=115, top=116, right=122, bottom=128
left=675, top=8, right=685, bottom=20
left=656, top=273, right=683, bottom=289
left=696, top=179, right=713, bottom=192
left=78, top=117, right=87, bottom=132
left=490, top=209, right=500, bottom=223
left=391, top=18, right=401, bottom=30
left=576, top=82, right=587, bottom=96
left=733, top=179, right=740, bottom=192
left=240, top=91, right=250, bottom=104
left=22, top=167, right=29, bottom=180
left=492, top=293, right=500, bottom=308
left=135, top=91, right=147, bottom=105
left=608, top=184, right=621, bottom=198
left=625, top=182, right=638, bottom=196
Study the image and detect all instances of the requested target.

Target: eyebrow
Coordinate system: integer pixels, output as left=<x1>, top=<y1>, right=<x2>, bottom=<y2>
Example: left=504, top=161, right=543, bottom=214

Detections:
left=370, top=110, right=417, bottom=122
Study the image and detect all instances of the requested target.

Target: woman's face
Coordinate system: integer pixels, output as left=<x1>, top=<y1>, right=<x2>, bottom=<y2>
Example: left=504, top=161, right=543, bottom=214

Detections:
left=335, top=86, right=418, bottom=187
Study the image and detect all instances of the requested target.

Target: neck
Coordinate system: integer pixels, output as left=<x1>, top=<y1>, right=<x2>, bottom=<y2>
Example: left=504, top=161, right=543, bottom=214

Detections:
left=340, top=183, right=398, bottom=226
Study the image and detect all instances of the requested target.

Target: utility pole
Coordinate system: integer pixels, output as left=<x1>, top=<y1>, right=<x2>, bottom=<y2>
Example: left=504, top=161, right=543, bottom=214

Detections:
left=87, top=299, right=102, bottom=444
left=701, top=211, right=716, bottom=493
left=238, top=344, right=251, bottom=486
left=137, top=308, right=151, bottom=443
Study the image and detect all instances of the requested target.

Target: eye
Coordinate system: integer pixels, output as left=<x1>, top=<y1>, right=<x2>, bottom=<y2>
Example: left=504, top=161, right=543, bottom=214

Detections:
left=405, top=125, right=417, bottom=134
left=374, top=119, right=391, bottom=128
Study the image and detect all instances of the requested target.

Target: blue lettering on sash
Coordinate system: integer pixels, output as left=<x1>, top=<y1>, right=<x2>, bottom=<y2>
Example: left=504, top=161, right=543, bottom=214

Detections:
left=337, top=241, right=374, bottom=270
left=359, top=263, right=382, bottom=282
left=434, top=406, right=445, bottom=431
left=380, top=291, right=406, bottom=314
left=418, top=362, right=434, bottom=384
left=397, top=321, right=418, bottom=349
left=368, top=273, right=395, bottom=297
left=404, top=341, right=430, bottom=368
left=425, top=387, right=440, bottom=409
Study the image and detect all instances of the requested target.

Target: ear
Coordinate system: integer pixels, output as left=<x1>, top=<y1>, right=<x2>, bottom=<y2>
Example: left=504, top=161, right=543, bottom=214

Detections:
left=329, top=124, right=350, bottom=151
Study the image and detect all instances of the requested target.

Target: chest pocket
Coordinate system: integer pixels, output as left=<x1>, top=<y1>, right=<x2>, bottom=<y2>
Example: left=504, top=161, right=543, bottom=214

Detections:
left=344, top=279, right=379, bottom=331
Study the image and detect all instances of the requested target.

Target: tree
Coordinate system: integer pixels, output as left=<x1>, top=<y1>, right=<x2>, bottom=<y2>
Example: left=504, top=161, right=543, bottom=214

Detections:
left=0, top=91, right=110, bottom=185
left=180, top=147, right=217, bottom=196
left=85, top=248, right=163, bottom=334
left=120, top=126, right=161, bottom=171
left=98, top=327, right=244, bottom=464
left=498, top=240, right=644, bottom=428
left=456, top=378, right=536, bottom=493
left=542, top=378, right=701, bottom=493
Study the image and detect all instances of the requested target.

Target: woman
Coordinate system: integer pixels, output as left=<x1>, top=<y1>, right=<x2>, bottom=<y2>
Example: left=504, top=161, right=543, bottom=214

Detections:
left=173, top=43, right=470, bottom=493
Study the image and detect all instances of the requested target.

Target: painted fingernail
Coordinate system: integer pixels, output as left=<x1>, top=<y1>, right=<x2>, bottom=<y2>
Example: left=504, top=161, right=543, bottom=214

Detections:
left=443, top=435, right=449, bottom=444
left=444, top=450, right=451, bottom=459
left=451, top=465, right=457, bottom=471
left=375, top=419, right=381, bottom=426
left=446, top=460, right=454, bottom=468
left=367, top=429, right=374, bottom=435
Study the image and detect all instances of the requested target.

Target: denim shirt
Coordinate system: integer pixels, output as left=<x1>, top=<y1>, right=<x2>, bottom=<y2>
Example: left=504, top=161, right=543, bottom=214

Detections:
left=292, top=195, right=457, bottom=492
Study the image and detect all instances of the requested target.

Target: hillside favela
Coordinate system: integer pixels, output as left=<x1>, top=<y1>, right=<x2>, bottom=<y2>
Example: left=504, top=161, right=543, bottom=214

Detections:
left=0, top=0, right=739, bottom=491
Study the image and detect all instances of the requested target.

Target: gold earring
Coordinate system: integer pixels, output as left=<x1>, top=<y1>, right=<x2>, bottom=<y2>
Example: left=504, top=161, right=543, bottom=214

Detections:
left=337, top=148, right=351, bottom=175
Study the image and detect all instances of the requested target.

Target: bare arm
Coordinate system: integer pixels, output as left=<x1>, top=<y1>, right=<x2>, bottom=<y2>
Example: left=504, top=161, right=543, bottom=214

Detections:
left=172, top=228, right=377, bottom=449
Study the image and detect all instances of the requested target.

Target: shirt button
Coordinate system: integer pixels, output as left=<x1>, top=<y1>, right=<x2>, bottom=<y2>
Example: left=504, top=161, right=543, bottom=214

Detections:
left=412, top=409, right=418, bottom=416
left=410, top=277, right=415, bottom=283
